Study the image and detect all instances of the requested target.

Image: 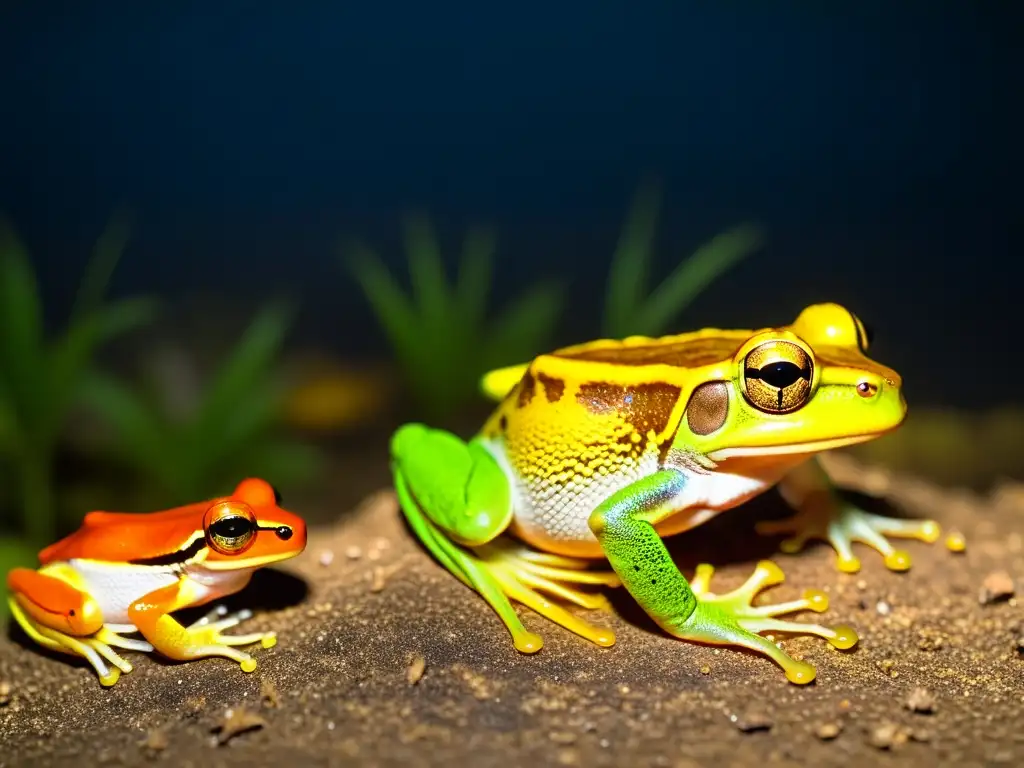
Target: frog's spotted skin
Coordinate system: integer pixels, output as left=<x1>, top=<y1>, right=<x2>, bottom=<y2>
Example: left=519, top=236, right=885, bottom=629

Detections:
left=392, top=303, right=942, bottom=685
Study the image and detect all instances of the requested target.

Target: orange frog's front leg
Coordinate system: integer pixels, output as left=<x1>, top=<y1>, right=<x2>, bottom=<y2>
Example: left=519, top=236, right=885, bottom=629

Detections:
left=128, top=580, right=277, bottom=674
left=7, top=565, right=154, bottom=687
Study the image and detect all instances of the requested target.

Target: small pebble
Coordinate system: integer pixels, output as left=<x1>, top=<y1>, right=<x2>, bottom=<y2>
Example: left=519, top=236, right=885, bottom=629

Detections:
left=876, top=600, right=891, bottom=616
left=729, top=709, right=773, bottom=733
left=868, top=721, right=907, bottom=750
left=0, top=681, right=11, bottom=707
left=406, top=655, right=427, bottom=685
left=905, top=687, right=937, bottom=714
left=140, top=728, right=169, bottom=753
left=815, top=722, right=842, bottom=740
left=318, top=550, right=335, bottom=567
left=345, top=545, right=363, bottom=560
left=979, top=571, right=1015, bottom=604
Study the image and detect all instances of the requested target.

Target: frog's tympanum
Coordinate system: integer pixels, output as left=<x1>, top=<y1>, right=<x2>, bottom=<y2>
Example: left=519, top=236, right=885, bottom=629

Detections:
left=6, top=478, right=306, bottom=686
left=391, top=303, right=939, bottom=684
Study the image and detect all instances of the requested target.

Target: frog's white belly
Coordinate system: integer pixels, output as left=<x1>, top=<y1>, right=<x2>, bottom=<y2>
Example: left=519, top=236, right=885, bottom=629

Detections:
left=487, top=442, right=804, bottom=558
left=68, top=559, right=254, bottom=627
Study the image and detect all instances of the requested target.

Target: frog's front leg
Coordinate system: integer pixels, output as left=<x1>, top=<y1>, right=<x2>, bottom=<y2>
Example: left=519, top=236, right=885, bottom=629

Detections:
left=589, top=469, right=857, bottom=684
left=392, top=424, right=621, bottom=653
left=127, top=581, right=276, bottom=673
left=756, top=457, right=941, bottom=573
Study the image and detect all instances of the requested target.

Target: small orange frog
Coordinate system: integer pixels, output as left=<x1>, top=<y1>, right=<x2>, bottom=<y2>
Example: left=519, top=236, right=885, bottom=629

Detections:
left=6, top=478, right=307, bottom=686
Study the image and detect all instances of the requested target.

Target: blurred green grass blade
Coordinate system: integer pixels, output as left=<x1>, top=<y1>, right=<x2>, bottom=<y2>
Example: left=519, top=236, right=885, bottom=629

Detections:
left=484, top=281, right=564, bottom=370
left=0, top=393, right=15, bottom=456
left=454, top=226, right=496, bottom=328
left=347, top=244, right=419, bottom=359
left=230, top=439, right=324, bottom=490
left=403, top=214, right=450, bottom=333
left=44, top=297, right=158, bottom=438
left=0, top=220, right=45, bottom=423
left=188, top=303, right=292, bottom=465
left=637, top=223, right=764, bottom=337
left=603, top=183, right=660, bottom=338
left=71, top=209, right=133, bottom=323
left=196, top=381, right=283, bottom=477
left=75, top=370, right=169, bottom=480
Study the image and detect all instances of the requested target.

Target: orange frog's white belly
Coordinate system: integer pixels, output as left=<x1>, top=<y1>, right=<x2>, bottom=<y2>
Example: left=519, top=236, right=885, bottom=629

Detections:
left=485, top=439, right=803, bottom=559
left=64, top=559, right=254, bottom=627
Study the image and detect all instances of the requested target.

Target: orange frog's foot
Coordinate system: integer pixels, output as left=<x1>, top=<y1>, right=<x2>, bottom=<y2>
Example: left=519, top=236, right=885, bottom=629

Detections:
left=182, top=605, right=277, bottom=673
left=757, top=499, right=941, bottom=574
left=7, top=597, right=150, bottom=687
left=471, top=539, right=621, bottom=653
left=677, top=561, right=858, bottom=685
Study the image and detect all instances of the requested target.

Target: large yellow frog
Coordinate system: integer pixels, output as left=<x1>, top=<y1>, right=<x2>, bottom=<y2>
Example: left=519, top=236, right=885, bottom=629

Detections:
left=390, top=303, right=940, bottom=684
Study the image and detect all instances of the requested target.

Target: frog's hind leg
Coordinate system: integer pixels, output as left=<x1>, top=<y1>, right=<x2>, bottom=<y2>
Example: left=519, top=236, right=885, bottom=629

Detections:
left=398, top=476, right=545, bottom=653
left=475, top=539, right=620, bottom=646
left=760, top=458, right=941, bottom=574
left=391, top=423, right=618, bottom=652
left=6, top=567, right=137, bottom=686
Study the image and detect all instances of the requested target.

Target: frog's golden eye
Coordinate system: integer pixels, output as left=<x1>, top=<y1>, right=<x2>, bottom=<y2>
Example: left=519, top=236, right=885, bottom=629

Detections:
left=742, top=340, right=813, bottom=414
left=204, top=500, right=258, bottom=555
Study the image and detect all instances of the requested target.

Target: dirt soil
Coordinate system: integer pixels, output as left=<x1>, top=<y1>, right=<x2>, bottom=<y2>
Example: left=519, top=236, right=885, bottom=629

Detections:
left=2, top=454, right=1023, bottom=768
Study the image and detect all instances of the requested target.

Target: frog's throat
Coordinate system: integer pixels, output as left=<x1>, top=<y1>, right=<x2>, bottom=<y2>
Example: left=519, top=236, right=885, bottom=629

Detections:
left=707, top=432, right=881, bottom=462
left=197, top=551, right=300, bottom=571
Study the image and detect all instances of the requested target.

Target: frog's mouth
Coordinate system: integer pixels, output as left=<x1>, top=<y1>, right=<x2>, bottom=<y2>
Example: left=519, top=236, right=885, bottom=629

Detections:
left=707, top=432, right=882, bottom=461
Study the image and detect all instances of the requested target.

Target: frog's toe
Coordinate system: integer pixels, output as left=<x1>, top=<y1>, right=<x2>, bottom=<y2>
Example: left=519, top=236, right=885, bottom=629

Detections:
left=678, top=560, right=857, bottom=685
left=478, top=540, right=619, bottom=649
left=184, top=605, right=278, bottom=655
left=831, top=507, right=940, bottom=573
left=758, top=501, right=941, bottom=574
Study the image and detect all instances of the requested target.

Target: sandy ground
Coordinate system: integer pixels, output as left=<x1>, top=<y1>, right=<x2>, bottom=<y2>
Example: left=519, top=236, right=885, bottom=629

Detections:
left=2, top=454, right=1023, bottom=768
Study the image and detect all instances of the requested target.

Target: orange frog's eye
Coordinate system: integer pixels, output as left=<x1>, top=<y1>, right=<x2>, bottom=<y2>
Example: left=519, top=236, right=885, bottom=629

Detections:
left=742, top=340, right=814, bottom=414
left=204, top=500, right=258, bottom=555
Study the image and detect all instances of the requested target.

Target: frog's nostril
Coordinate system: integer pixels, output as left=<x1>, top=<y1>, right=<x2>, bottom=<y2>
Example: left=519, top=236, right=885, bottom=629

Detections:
left=275, top=526, right=293, bottom=540
left=856, top=381, right=878, bottom=398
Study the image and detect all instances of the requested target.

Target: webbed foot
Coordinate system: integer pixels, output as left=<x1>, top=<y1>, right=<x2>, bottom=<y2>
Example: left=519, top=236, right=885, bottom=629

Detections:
left=473, top=539, right=621, bottom=650
left=676, top=560, right=858, bottom=685
left=182, top=605, right=277, bottom=672
left=756, top=496, right=940, bottom=574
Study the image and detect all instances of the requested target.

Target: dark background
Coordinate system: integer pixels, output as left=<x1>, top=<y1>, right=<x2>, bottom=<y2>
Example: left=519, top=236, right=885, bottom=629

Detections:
left=1, top=2, right=1018, bottom=409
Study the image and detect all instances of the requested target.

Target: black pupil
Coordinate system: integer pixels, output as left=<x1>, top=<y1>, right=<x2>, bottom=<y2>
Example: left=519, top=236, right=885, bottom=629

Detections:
left=747, top=361, right=808, bottom=389
left=212, top=516, right=253, bottom=540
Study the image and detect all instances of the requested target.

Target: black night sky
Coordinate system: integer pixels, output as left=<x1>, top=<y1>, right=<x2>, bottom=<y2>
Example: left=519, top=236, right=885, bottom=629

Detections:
left=1, top=2, right=1018, bottom=409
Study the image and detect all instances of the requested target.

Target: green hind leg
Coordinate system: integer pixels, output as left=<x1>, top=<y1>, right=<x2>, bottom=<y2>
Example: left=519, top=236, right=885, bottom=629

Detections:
left=589, top=470, right=858, bottom=685
left=757, top=457, right=941, bottom=573
left=391, top=424, right=619, bottom=653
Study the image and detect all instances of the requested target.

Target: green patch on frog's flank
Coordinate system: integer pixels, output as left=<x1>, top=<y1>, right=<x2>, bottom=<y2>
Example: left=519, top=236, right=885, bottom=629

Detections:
left=346, top=214, right=564, bottom=422
left=602, top=182, right=765, bottom=339
left=0, top=213, right=157, bottom=552
left=74, top=301, right=323, bottom=509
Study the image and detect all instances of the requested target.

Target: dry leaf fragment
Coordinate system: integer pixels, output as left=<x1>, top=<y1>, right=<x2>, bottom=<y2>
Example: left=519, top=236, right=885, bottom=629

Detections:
left=212, top=707, right=267, bottom=745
